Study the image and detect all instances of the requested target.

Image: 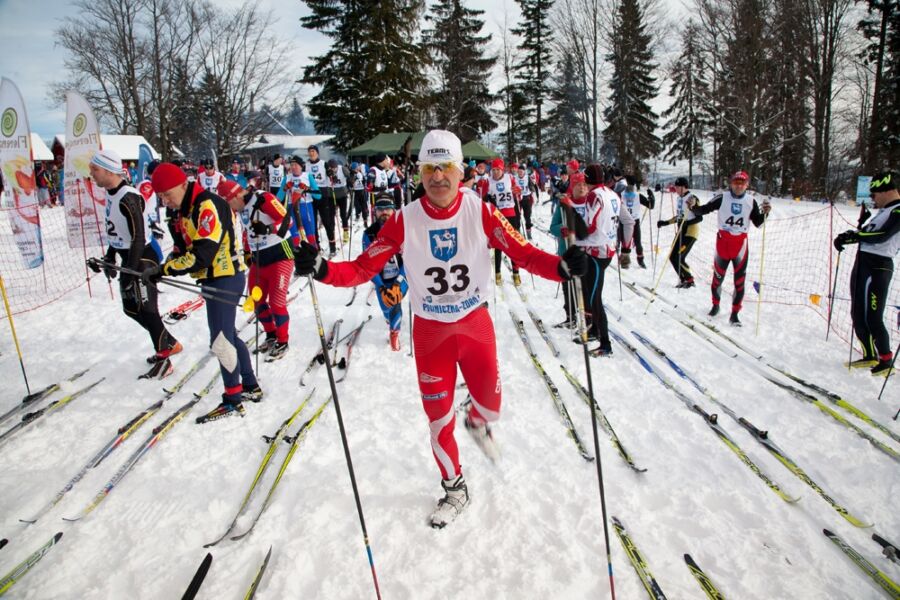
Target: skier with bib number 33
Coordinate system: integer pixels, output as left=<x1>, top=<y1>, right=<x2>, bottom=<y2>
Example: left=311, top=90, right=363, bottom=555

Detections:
left=293, top=130, right=589, bottom=528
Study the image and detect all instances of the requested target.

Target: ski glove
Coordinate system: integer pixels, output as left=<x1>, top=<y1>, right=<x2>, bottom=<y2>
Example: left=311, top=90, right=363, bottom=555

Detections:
left=657, top=219, right=669, bottom=228
left=141, top=265, right=163, bottom=286
left=558, top=245, right=589, bottom=280
left=293, top=241, right=328, bottom=280
left=380, top=283, right=403, bottom=307
left=833, top=230, right=859, bottom=252
left=250, top=221, right=271, bottom=236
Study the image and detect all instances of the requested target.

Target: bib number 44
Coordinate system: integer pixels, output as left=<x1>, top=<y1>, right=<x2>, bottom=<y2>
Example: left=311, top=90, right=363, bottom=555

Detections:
left=425, top=264, right=470, bottom=295
left=725, top=216, right=744, bottom=228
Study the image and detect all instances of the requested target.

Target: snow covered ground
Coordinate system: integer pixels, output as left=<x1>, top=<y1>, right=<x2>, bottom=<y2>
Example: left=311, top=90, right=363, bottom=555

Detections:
left=0, top=192, right=897, bottom=599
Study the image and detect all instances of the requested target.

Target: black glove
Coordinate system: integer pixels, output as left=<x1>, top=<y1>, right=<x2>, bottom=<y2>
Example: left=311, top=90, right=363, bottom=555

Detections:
left=558, top=245, right=589, bottom=280
left=833, top=230, right=859, bottom=252
left=87, top=257, right=102, bottom=273
left=250, top=221, right=271, bottom=236
left=293, top=241, right=328, bottom=280
left=657, top=219, right=668, bottom=228
left=141, top=264, right=163, bottom=286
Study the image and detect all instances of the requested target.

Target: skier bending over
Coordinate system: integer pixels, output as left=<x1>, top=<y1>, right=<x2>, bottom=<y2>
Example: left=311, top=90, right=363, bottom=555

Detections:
left=294, top=130, right=589, bottom=528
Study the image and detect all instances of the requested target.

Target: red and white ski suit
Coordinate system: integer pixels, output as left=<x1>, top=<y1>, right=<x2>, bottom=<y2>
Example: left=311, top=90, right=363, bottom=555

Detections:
left=323, top=188, right=563, bottom=478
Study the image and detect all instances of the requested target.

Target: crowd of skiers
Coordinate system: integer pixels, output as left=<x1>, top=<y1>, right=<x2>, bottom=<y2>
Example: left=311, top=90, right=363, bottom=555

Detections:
left=81, top=129, right=897, bottom=527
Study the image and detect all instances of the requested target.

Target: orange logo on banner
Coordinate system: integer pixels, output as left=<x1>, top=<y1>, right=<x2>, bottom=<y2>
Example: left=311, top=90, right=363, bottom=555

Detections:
left=198, top=208, right=217, bottom=237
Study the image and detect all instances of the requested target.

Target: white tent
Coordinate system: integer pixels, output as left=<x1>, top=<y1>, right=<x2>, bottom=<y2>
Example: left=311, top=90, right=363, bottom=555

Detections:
left=52, top=134, right=164, bottom=162
left=30, top=134, right=53, bottom=161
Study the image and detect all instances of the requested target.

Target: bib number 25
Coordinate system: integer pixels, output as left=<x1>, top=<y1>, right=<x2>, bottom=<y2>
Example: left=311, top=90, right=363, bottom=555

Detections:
left=425, top=264, right=470, bottom=295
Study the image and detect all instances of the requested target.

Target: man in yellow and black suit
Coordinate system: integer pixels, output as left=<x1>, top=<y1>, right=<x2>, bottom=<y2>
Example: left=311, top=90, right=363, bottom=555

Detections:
left=145, top=163, right=263, bottom=422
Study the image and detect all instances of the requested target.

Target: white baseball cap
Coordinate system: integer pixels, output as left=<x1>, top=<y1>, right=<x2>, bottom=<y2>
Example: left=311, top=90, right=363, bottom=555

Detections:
left=90, top=148, right=123, bottom=174
left=417, top=129, right=463, bottom=170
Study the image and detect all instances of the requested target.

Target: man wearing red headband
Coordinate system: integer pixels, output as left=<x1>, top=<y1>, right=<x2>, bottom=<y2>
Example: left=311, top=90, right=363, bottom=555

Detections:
left=293, top=130, right=588, bottom=528
left=688, top=170, right=771, bottom=326
left=218, top=179, right=294, bottom=361
left=145, top=163, right=263, bottom=421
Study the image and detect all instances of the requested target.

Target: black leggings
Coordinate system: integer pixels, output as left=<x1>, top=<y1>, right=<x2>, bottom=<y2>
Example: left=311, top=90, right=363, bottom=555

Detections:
left=850, top=251, right=895, bottom=360
left=119, top=246, right=176, bottom=352
left=314, top=189, right=336, bottom=249
left=582, top=255, right=611, bottom=348
left=495, top=215, right=521, bottom=274
left=353, top=189, right=369, bottom=223
left=670, top=231, right=696, bottom=283
left=334, top=189, right=349, bottom=230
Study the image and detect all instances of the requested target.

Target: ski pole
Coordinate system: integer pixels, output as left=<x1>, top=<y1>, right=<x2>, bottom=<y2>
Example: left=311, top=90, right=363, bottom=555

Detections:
left=88, top=260, right=252, bottom=304
left=877, top=339, right=899, bottom=402
left=297, top=230, right=382, bottom=600
left=562, top=209, right=617, bottom=600
left=615, top=247, right=623, bottom=302
left=826, top=252, right=841, bottom=341
left=644, top=216, right=684, bottom=314
left=755, top=212, right=768, bottom=337
left=0, top=274, right=31, bottom=395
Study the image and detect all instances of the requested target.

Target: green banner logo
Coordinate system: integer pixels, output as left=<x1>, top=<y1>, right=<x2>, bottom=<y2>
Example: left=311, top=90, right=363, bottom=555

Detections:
left=73, top=113, right=87, bottom=137
left=1, top=107, right=16, bottom=137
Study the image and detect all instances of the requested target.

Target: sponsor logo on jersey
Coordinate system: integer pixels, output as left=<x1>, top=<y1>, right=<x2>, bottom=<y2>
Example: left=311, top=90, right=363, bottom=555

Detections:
left=494, top=208, right=527, bottom=246
left=731, top=202, right=742, bottom=215
left=492, top=227, right=509, bottom=249
left=422, top=391, right=448, bottom=401
left=198, top=208, right=217, bottom=238
left=366, top=241, right=393, bottom=258
left=429, top=227, right=458, bottom=261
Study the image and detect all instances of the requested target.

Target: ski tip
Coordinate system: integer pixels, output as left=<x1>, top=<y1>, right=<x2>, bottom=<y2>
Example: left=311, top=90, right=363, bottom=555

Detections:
left=61, top=517, right=81, bottom=523
left=53, top=532, right=64, bottom=542
left=18, top=519, right=36, bottom=525
left=823, top=528, right=834, bottom=536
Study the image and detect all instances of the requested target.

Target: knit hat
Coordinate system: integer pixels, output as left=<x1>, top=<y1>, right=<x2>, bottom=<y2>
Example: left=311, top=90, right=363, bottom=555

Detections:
left=90, top=149, right=123, bottom=174
left=674, top=176, right=689, bottom=187
left=584, top=164, right=605, bottom=185
left=217, top=179, right=244, bottom=201
left=372, top=152, right=388, bottom=165
left=374, top=194, right=395, bottom=211
left=870, top=171, right=898, bottom=193
left=150, top=162, right=187, bottom=193
left=731, top=170, right=749, bottom=182
left=490, top=158, right=505, bottom=170
left=566, top=159, right=579, bottom=172
left=570, top=172, right=586, bottom=185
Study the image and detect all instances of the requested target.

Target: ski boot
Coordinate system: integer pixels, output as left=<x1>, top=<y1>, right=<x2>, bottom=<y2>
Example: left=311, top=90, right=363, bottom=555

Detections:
left=708, top=305, right=720, bottom=317
left=241, top=384, right=265, bottom=403
left=729, top=312, right=741, bottom=327
left=430, top=474, right=469, bottom=529
left=254, top=335, right=276, bottom=355
left=389, top=330, right=401, bottom=352
left=196, top=396, right=245, bottom=423
left=146, top=341, right=183, bottom=364
left=495, top=273, right=502, bottom=286
left=845, top=358, right=878, bottom=369
left=513, top=272, right=522, bottom=287
left=871, top=360, right=895, bottom=378
left=637, top=256, right=646, bottom=269
left=265, top=342, right=289, bottom=362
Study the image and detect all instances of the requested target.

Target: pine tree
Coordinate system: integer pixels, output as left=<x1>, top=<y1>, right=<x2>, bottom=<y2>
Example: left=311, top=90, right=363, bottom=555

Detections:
left=301, top=0, right=428, bottom=150
left=661, top=23, right=711, bottom=185
left=859, top=0, right=900, bottom=170
left=603, top=0, right=661, bottom=175
left=511, top=0, right=554, bottom=160
left=545, top=54, right=590, bottom=160
left=422, top=0, right=497, bottom=143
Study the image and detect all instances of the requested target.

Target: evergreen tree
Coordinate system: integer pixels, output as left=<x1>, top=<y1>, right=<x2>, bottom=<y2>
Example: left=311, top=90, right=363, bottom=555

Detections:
left=301, top=0, right=428, bottom=150
left=499, top=83, right=530, bottom=160
left=545, top=54, right=590, bottom=160
left=422, top=0, right=497, bottom=143
left=512, top=0, right=554, bottom=160
left=859, top=0, right=900, bottom=170
left=661, top=23, right=711, bottom=185
left=603, top=0, right=661, bottom=175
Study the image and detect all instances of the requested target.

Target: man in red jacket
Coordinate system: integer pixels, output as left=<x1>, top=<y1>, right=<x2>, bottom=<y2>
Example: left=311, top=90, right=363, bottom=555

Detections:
left=294, top=130, right=588, bottom=528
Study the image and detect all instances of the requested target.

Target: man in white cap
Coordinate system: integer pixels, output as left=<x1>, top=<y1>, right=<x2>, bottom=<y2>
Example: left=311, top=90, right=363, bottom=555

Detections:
left=86, top=148, right=181, bottom=379
left=293, top=129, right=589, bottom=528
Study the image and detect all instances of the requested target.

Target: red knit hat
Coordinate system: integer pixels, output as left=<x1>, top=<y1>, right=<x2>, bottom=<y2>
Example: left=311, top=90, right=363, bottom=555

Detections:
left=217, top=179, right=244, bottom=201
left=491, top=158, right=505, bottom=170
left=731, top=170, right=749, bottom=182
left=150, top=163, right=187, bottom=193
left=570, top=172, right=586, bottom=185
left=567, top=159, right=580, bottom=171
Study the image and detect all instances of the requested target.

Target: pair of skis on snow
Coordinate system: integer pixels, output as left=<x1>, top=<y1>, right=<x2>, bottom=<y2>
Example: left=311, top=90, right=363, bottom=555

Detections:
left=180, top=546, right=272, bottom=600
left=203, top=391, right=332, bottom=547
left=298, top=316, right=373, bottom=386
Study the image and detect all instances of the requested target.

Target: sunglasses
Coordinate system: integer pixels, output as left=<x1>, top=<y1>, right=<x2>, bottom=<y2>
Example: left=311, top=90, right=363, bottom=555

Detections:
left=419, top=162, right=459, bottom=176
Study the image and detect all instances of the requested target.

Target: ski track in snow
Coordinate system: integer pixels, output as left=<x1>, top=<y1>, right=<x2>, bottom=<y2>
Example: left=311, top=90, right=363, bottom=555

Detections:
left=0, top=193, right=897, bottom=599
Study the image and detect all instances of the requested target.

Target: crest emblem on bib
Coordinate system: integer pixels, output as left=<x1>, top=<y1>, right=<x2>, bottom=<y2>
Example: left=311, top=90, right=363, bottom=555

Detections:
left=731, top=202, right=742, bottom=215
left=496, top=182, right=505, bottom=192
left=429, top=228, right=458, bottom=261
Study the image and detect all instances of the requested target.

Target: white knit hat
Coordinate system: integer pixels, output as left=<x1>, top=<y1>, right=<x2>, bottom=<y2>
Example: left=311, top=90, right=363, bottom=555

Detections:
left=90, top=148, right=123, bottom=174
left=417, top=130, right=463, bottom=170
